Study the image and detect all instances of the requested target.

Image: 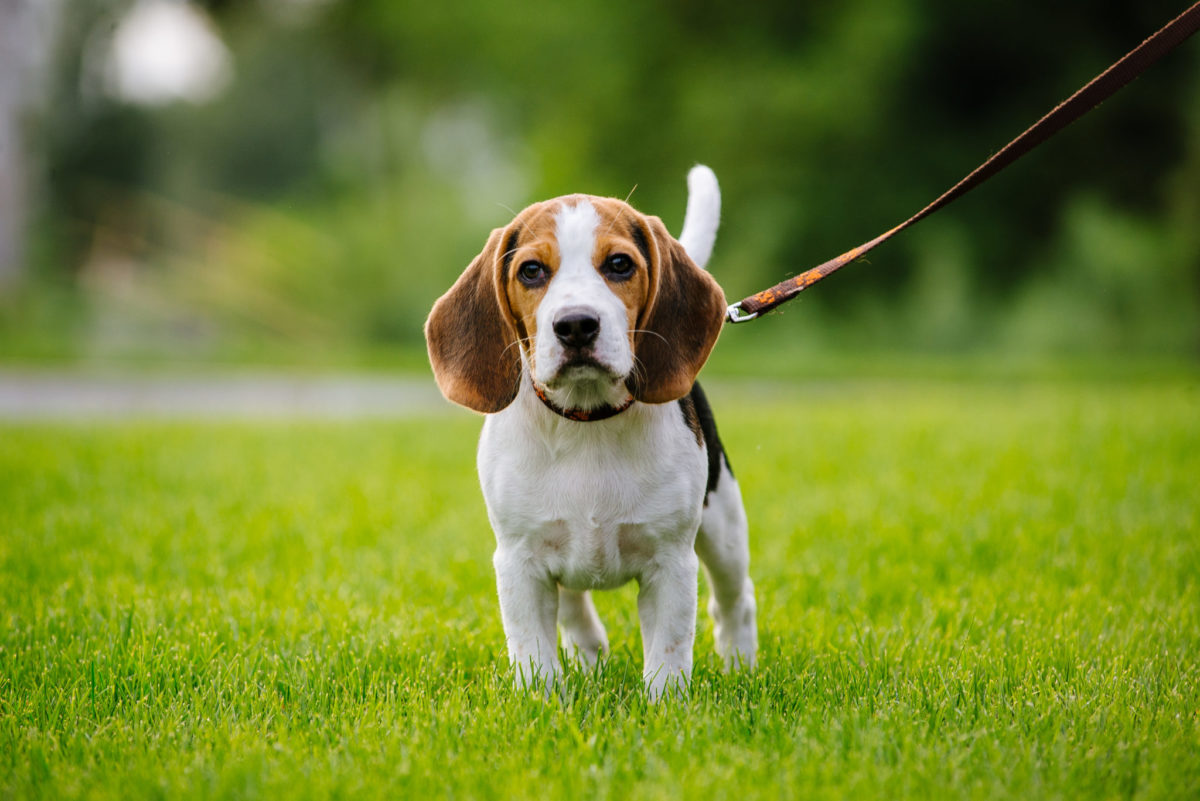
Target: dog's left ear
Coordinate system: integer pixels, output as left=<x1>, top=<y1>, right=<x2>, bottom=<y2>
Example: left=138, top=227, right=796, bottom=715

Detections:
left=627, top=215, right=727, bottom=404
left=425, top=227, right=522, bottom=413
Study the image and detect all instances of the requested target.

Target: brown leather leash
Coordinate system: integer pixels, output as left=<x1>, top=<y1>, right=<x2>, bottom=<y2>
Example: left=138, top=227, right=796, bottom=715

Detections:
left=726, top=1, right=1200, bottom=324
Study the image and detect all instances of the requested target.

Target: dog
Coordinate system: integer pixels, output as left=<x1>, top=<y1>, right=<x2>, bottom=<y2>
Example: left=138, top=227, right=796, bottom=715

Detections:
left=425, top=166, right=756, bottom=698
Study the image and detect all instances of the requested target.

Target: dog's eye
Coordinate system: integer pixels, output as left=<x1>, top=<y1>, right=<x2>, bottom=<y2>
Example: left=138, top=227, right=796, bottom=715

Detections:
left=603, top=253, right=635, bottom=280
left=517, top=261, right=548, bottom=287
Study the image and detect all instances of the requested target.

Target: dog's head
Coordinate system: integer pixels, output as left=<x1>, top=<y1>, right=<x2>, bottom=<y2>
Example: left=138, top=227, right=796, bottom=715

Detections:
left=426, top=195, right=726, bottom=414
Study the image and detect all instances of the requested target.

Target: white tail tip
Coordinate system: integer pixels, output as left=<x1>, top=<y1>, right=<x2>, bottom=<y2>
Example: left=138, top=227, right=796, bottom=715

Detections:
left=679, top=165, right=721, bottom=270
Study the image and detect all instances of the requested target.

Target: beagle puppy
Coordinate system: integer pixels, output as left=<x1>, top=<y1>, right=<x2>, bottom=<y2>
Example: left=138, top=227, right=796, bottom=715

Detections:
left=425, top=166, right=756, bottom=698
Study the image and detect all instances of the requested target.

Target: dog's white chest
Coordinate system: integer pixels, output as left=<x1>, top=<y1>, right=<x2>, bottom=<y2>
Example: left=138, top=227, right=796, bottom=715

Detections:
left=478, top=401, right=706, bottom=590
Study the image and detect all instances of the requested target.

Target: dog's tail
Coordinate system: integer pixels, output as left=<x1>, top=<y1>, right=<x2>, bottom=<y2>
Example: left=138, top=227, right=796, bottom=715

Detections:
left=678, top=165, right=721, bottom=270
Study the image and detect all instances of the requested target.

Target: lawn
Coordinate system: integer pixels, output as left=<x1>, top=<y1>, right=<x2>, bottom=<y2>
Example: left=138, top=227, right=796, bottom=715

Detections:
left=1, top=374, right=1198, bottom=799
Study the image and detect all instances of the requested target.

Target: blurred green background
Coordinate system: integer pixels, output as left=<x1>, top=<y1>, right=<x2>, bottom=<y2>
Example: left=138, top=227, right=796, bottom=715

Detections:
left=1, top=0, right=1198, bottom=370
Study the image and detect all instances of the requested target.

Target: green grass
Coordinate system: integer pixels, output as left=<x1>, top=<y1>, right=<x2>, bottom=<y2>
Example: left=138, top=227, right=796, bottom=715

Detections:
left=2, top=375, right=1198, bottom=799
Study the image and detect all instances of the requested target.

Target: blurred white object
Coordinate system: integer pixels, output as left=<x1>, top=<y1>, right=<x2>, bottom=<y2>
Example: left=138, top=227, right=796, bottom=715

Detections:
left=105, top=0, right=232, bottom=106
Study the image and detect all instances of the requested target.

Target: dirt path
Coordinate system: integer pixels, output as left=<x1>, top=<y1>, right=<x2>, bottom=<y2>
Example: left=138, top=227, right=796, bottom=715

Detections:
left=0, top=369, right=459, bottom=420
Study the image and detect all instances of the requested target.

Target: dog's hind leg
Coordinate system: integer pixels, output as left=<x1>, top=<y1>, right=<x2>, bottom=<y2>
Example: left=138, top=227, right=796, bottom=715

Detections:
left=695, top=465, right=758, bottom=670
left=557, top=587, right=608, bottom=667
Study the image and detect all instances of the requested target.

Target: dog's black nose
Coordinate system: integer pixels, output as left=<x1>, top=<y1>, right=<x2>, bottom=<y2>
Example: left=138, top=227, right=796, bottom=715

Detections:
left=553, top=309, right=601, bottom=349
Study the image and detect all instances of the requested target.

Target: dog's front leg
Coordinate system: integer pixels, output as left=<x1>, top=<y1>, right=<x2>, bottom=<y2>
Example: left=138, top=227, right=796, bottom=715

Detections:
left=493, top=546, right=560, bottom=692
left=637, top=548, right=699, bottom=701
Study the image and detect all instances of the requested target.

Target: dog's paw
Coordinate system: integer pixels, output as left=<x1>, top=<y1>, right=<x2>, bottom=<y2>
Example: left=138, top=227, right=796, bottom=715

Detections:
left=560, top=622, right=608, bottom=668
left=644, top=666, right=690, bottom=703
left=513, top=658, right=563, bottom=700
left=709, top=585, right=757, bottom=671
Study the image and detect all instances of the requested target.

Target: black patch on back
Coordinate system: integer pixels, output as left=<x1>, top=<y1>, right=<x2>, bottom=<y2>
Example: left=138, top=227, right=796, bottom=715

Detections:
left=678, top=381, right=732, bottom=500
left=678, top=393, right=703, bottom=446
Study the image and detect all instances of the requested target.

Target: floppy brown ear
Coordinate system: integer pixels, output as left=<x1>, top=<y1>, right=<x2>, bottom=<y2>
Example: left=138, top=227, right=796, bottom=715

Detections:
left=628, top=215, right=727, bottom=404
left=425, top=227, right=522, bottom=413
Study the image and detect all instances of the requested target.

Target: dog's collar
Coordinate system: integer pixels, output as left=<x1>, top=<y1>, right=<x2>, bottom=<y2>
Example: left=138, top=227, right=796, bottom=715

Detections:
left=531, top=380, right=635, bottom=422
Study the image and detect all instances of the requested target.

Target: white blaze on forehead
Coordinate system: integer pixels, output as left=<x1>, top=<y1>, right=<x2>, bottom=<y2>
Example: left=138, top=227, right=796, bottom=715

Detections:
left=553, top=200, right=600, bottom=273
left=532, top=197, right=635, bottom=396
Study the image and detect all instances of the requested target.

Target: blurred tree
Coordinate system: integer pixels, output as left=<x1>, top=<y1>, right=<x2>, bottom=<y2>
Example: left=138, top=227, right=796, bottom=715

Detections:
left=0, top=0, right=62, bottom=288
left=10, top=0, right=1200, bottom=359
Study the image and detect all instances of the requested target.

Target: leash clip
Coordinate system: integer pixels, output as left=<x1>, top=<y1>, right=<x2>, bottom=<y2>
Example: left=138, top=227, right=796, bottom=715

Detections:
left=725, top=302, right=758, bottom=324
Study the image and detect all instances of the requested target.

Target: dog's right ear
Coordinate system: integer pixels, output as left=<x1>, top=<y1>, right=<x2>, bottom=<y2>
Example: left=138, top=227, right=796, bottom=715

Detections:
left=425, top=227, right=522, bottom=413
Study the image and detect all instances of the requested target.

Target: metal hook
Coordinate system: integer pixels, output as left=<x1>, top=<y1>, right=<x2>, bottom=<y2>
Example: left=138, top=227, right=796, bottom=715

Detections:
left=725, top=303, right=758, bottom=324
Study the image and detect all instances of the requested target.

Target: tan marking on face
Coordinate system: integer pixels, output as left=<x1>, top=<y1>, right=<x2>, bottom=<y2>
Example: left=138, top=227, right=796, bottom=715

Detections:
left=588, top=197, right=653, bottom=343
left=501, top=203, right=559, bottom=375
